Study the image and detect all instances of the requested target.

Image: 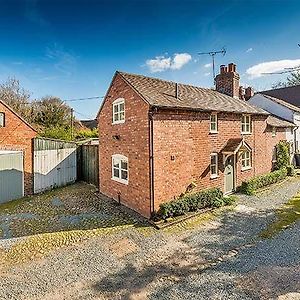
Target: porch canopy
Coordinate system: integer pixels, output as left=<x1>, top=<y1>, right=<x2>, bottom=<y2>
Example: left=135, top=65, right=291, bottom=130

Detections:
left=221, top=138, right=252, bottom=155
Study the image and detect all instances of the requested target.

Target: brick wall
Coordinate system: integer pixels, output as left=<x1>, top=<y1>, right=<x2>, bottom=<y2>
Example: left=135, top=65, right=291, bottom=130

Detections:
left=0, top=101, right=37, bottom=195
left=98, top=73, right=151, bottom=217
left=98, top=74, right=287, bottom=218
left=152, top=110, right=285, bottom=211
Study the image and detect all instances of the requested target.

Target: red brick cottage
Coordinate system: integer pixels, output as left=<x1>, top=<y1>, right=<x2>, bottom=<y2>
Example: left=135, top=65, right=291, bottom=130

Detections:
left=0, top=99, right=37, bottom=197
left=98, top=64, right=294, bottom=218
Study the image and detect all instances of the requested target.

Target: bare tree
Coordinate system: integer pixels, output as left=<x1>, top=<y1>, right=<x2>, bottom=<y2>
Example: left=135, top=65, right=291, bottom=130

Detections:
left=33, top=96, right=72, bottom=128
left=0, top=77, right=33, bottom=121
left=273, top=71, right=300, bottom=88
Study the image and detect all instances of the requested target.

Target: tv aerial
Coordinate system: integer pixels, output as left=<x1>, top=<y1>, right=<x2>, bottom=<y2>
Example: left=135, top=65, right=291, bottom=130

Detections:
left=198, top=47, right=226, bottom=83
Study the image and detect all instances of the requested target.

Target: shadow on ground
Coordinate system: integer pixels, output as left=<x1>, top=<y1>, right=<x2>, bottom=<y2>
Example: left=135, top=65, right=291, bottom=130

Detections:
left=92, top=206, right=300, bottom=300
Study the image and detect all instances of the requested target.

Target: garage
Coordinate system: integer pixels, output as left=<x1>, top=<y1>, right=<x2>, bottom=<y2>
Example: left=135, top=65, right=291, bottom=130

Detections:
left=0, top=150, right=24, bottom=204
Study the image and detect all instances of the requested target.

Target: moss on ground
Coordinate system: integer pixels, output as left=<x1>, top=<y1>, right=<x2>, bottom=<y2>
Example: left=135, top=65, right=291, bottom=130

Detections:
left=0, top=183, right=139, bottom=239
left=260, top=193, right=300, bottom=239
left=0, top=223, right=135, bottom=268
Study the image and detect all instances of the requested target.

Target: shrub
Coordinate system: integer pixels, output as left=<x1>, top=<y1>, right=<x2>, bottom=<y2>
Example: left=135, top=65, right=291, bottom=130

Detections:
left=157, top=188, right=225, bottom=219
left=75, top=128, right=98, bottom=140
left=223, top=195, right=238, bottom=206
left=240, top=168, right=288, bottom=195
left=287, top=165, right=295, bottom=177
left=274, top=141, right=290, bottom=170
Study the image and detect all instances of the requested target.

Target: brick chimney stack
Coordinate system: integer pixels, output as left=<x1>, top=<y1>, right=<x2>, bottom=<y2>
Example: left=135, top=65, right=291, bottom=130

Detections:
left=215, top=63, right=240, bottom=99
left=245, top=86, right=254, bottom=101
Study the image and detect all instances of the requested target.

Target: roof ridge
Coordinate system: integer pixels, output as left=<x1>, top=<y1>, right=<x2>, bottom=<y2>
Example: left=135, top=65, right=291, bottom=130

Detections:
left=117, top=70, right=215, bottom=92
left=260, top=84, right=300, bottom=93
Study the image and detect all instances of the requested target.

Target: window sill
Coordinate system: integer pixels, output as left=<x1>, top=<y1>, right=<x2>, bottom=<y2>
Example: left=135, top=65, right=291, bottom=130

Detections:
left=241, top=166, right=252, bottom=171
left=209, top=131, right=218, bottom=134
left=112, top=120, right=125, bottom=125
left=241, top=132, right=252, bottom=135
left=111, top=177, right=128, bottom=185
left=210, top=175, right=219, bottom=179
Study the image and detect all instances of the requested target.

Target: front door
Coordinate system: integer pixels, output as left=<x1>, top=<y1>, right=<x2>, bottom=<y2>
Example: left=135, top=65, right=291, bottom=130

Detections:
left=224, top=155, right=234, bottom=194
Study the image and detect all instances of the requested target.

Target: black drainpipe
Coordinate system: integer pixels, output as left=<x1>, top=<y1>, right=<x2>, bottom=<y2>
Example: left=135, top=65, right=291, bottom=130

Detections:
left=148, top=108, right=155, bottom=217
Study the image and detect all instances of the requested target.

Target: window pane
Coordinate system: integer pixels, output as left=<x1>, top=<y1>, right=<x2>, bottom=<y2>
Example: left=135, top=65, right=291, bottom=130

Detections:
left=113, top=168, right=120, bottom=178
left=113, top=160, right=119, bottom=168
left=211, top=155, right=216, bottom=165
left=121, top=170, right=128, bottom=180
left=121, top=160, right=127, bottom=170
left=0, top=113, right=4, bottom=127
left=114, top=113, right=119, bottom=122
left=114, top=104, right=119, bottom=113
left=119, top=103, right=124, bottom=112
left=211, top=165, right=216, bottom=174
left=119, top=111, right=125, bottom=121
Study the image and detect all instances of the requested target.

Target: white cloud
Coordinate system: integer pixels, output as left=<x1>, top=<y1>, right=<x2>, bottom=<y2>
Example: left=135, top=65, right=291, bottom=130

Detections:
left=204, top=72, right=211, bottom=77
left=246, top=59, right=300, bottom=79
left=246, top=48, right=253, bottom=53
left=204, top=63, right=212, bottom=68
left=146, top=53, right=192, bottom=73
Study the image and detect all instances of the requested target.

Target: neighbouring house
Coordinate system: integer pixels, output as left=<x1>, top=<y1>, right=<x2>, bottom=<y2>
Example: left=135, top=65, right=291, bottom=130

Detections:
left=248, top=92, right=300, bottom=153
left=97, top=63, right=294, bottom=218
left=79, top=119, right=98, bottom=130
left=0, top=100, right=37, bottom=203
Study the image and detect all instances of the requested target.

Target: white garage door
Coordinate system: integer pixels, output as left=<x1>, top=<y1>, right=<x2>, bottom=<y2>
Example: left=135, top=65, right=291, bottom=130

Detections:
left=0, top=150, right=24, bottom=204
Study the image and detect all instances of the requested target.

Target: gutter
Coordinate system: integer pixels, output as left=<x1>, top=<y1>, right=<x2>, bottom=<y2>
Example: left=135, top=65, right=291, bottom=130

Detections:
left=148, top=108, right=155, bottom=217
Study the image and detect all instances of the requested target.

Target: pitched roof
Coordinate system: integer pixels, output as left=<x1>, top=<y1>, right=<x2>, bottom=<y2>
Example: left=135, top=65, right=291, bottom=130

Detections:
left=266, top=115, right=296, bottom=128
left=0, top=99, right=37, bottom=132
left=261, top=85, right=300, bottom=109
left=80, top=119, right=98, bottom=130
left=258, top=93, right=300, bottom=113
left=118, top=71, right=268, bottom=115
left=221, top=138, right=251, bottom=153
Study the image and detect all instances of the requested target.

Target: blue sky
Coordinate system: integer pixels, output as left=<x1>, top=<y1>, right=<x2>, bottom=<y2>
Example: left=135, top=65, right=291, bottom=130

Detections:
left=1, top=0, right=300, bottom=119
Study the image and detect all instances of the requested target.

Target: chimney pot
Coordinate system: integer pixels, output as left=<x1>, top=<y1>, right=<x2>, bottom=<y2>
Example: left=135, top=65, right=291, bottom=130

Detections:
left=228, top=63, right=236, bottom=73
left=220, top=65, right=226, bottom=74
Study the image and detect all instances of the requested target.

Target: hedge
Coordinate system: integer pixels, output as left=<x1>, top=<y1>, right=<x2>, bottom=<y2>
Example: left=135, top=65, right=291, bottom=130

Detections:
left=240, top=167, right=288, bottom=195
left=157, top=188, right=236, bottom=219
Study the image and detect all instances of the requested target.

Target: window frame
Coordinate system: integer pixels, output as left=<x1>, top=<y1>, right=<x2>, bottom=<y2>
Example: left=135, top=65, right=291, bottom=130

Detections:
left=0, top=112, right=5, bottom=127
left=210, top=153, right=219, bottom=179
left=210, top=113, right=218, bottom=133
left=272, top=126, right=276, bottom=137
left=241, top=115, right=252, bottom=134
left=111, top=154, right=129, bottom=184
left=112, top=98, right=125, bottom=125
left=241, top=150, right=252, bottom=171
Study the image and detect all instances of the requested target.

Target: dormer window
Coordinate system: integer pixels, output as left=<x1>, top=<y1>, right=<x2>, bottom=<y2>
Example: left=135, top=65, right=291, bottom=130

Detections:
left=112, top=98, right=125, bottom=124
left=241, top=115, right=251, bottom=134
left=0, top=112, right=5, bottom=127
left=210, top=113, right=218, bottom=133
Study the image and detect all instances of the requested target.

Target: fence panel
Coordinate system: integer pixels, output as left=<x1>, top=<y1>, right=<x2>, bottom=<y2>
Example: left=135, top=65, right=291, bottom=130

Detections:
left=79, top=145, right=99, bottom=187
left=33, top=138, right=77, bottom=193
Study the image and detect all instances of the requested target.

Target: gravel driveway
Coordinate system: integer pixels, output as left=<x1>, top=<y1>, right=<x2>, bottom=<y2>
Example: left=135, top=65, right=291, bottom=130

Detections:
left=1, top=177, right=300, bottom=300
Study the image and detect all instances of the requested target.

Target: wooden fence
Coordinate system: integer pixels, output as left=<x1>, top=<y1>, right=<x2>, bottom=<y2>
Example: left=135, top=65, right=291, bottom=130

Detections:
left=77, top=144, right=99, bottom=187
left=33, top=138, right=77, bottom=193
